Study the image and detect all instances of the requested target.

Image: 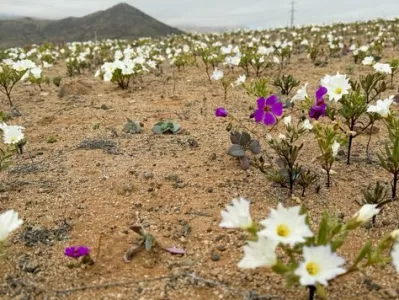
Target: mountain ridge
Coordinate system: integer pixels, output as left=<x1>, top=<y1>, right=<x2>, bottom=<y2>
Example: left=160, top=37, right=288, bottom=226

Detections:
left=0, top=3, right=183, bottom=48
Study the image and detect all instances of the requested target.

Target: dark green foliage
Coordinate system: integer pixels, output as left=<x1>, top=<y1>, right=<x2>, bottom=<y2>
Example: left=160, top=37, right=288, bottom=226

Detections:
left=273, top=74, right=300, bottom=96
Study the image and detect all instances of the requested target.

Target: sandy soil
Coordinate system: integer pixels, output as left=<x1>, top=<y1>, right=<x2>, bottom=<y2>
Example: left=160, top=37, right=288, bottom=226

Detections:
left=1, top=49, right=399, bottom=300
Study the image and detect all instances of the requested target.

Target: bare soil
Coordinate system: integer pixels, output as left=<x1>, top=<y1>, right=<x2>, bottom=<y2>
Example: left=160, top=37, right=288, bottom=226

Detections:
left=1, top=50, right=399, bottom=300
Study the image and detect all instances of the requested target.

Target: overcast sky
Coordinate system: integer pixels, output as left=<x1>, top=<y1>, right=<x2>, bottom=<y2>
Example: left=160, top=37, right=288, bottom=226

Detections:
left=2, top=0, right=399, bottom=28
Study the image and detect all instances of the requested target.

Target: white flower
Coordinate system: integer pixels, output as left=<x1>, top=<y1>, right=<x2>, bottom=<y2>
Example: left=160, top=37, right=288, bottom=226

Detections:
left=291, top=83, right=308, bottom=102
left=211, top=68, right=224, bottom=81
left=43, top=61, right=53, bottom=68
left=29, top=67, right=42, bottom=79
left=114, top=50, right=123, bottom=60
left=352, top=204, right=380, bottom=223
left=238, top=237, right=277, bottom=269
left=103, top=72, right=113, bottom=82
left=283, top=116, right=292, bottom=126
left=362, top=56, right=374, bottom=65
left=331, top=140, right=340, bottom=157
left=147, top=60, right=157, bottom=69
left=321, top=73, right=351, bottom=102
left=391, top=243, right=399, bottom=272
left=390, top=229, right=399, bottom=241
left=258, top=203, right=313, bottom=246
left=373, top=63, right=392, bottom=74
left=94, top=69, right=101, bottom=77
left=277, top=134, right=287, bottom=141
left=1, top=124, right=24, bottom=144
left=367, top=96, right=394, bottom=118
left=272, top=56, right=280, bottom=64
left=219, top=197, right=253, bottom=229
left=235, top=75, right=246, bottom=86
left=0, top=209, right=23, bottom=242
left=294, top=245, right=346, bottom=286
left=301, top=119, right=313, bottom=130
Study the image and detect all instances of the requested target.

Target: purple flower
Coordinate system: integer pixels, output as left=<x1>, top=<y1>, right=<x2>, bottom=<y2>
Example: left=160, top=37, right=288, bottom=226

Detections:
left=253, top=95, right=283, bottom=125
left=215, top=107, right=228, bottom=117
left=309, top=86, right=328, bottom=120
left=64, top=246, right=90, bottom=258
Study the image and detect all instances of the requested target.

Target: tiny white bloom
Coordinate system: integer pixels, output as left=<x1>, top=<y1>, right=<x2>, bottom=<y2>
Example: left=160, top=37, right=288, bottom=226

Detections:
left=362, top=56, right=374, bottom=66
left=295, top=245, right=346, bottom=286
left=1, top=124, right=24, bottom=144
left=0, top=209, right=23, bottom=242
left=291, top=83, right=308, bottom=102
left=301, top=119, right=313, bottom=130
left=331, top=140, right=340, bottom=157
left=390, top=229, right=399, bottom=241
left=103, top=72, right=113, bottom=82
left=211, top=68, right=224, bottom=81
left=258, top=203, right=313, bottom=246
left=352, top=204, right=380, bottom=223
left=283, top=116, right=292, bottom=126
left=321, top=73, right=351, bottom=102
left=373, top=63, right=392, bottom=75
left=238, top=237, right=277, bottom=269
left=277, top=134, right=287, bottom=141
left=391, top=242, right=399, bottom=272
left=367, top=96, right=394, bottom=118
left=219, top=197, right=253, bottom=229
left=235, top=74, right=246, bottom=86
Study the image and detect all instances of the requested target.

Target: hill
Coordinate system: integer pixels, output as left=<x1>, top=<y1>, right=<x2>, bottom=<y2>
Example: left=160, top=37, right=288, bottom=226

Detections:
left=0, top=3, right=183, bottom=48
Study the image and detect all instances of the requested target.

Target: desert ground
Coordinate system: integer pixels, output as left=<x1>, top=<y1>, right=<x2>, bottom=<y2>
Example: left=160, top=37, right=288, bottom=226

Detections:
left=1, top=47, right=399, bottom=300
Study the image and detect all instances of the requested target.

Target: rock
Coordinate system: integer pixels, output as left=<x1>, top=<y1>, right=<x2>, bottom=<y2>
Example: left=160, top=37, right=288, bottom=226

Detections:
left=382, top=289, right=398, bottom=299
left=216, top=245, right=226, bottom=252
left=143, top=172, right=154, bottom=179
left=211, top=251, right=220, bottom=261
left=58, top=80, right=92, bottom=98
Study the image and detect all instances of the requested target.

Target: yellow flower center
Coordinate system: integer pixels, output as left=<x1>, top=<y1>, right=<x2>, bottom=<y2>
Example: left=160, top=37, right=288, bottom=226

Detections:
left=335, top=87, right=342, bottom=94
left=276, top=224, right=290, bottom=237
left=10, top=137, right=16, bottom=143
left=306, top=262, right=320, bottom=275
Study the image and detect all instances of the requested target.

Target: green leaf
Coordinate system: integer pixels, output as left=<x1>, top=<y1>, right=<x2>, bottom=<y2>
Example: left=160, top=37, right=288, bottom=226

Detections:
left=239, top=131, right=251, bottom=146
left=316, top=284, right=327, bottom=300
left=272, top=261, right=290, bottom=274
left=317, top=212, right=329, bottom=245
left=227, top=144, right=245, bottom=157
left=353, top=241, right=372, bottom=266
left=249, top=139, right=261, bottom=154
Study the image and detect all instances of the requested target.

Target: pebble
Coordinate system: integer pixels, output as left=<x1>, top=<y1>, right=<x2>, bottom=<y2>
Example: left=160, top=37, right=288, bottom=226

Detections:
left=211, top=252, right=220, bottom=261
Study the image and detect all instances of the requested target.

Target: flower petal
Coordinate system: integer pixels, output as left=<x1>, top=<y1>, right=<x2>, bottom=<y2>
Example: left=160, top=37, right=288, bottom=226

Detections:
left=254, top=109, right=264, bottom=123
left=257, top=97, right=266, bottom=109
left=316, top=86, right=328, bottom=101
left=263, top=112, right=276, bottom=125
left=265, top=95, right=278, bottom=106
left=271, top=102, right=283, bottom=116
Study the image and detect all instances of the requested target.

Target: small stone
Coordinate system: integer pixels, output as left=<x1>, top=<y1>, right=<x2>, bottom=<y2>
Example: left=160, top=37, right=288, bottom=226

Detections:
left=207, top=187, right=214, bottom=193
left=143, top=172, right=154, bottom=179
left=383, top=288, right=398, bottom=298
left=211, top=252, right=220, bottom=261
left=216, top=245, right=226, bottom=252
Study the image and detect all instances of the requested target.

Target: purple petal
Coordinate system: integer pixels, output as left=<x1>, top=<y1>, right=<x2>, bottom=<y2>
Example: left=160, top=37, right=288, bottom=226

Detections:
left=263, top=112, right=276, bottom=125
left=254, top=109, right=264, bottom=123
left=265, top=94, right=278, bottom=106
left=163, top=246, right=186, bottom=255
left=215, top=107, right=228, bottom=117
left=309, top=104, right=327, bottom=120
left=257, top=97, right=266, bottom=109
left=271, top=102, right=283, bottom=116
left=316, top=86, right=328, bottom=101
